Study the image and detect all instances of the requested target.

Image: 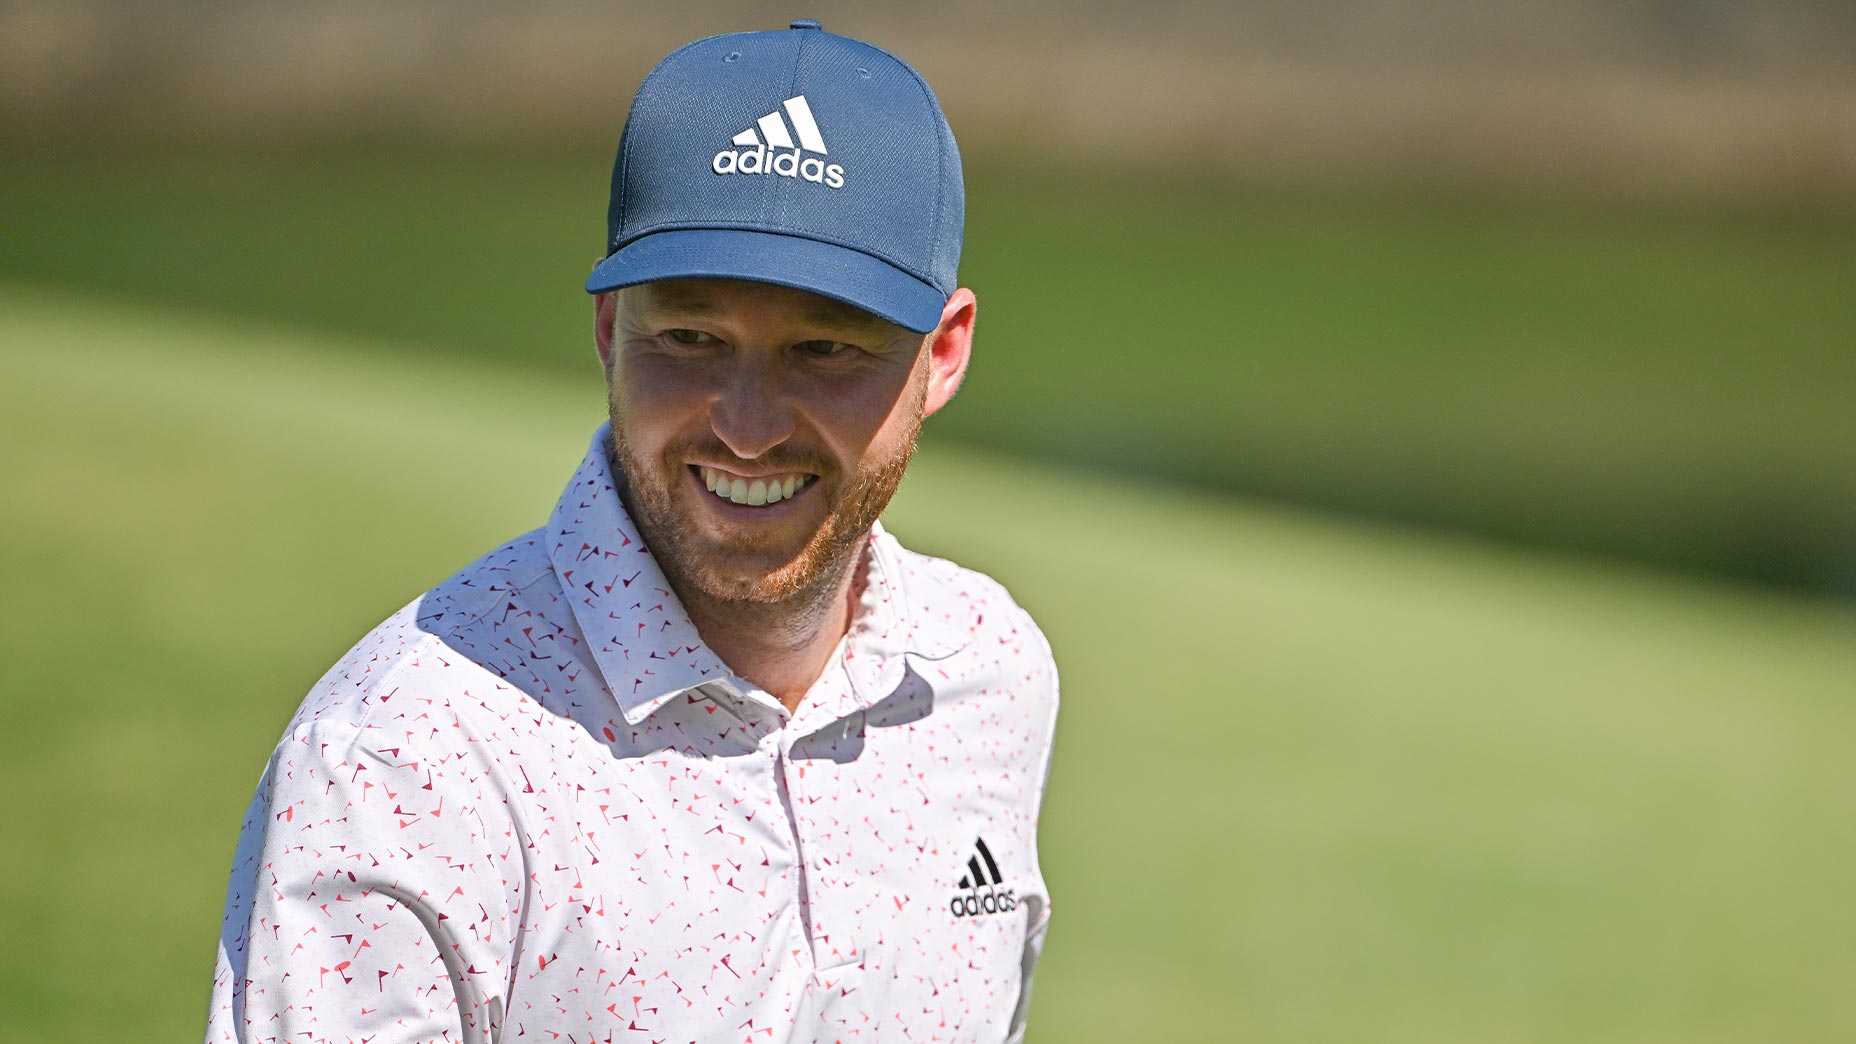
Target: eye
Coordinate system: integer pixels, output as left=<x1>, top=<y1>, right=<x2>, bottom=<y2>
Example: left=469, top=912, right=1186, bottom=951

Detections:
left=665, top=328, right=715, bottom=345
left=795, top=339, right=855, bottom=357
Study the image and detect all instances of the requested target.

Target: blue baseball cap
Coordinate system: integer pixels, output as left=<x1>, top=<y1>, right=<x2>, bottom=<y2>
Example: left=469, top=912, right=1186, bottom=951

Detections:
left=585, top=20, right=965, bottom=334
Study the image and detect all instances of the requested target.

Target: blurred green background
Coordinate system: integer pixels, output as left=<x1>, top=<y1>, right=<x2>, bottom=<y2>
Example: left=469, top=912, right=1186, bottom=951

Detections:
left=3, top=2, right=1854, bottom=1041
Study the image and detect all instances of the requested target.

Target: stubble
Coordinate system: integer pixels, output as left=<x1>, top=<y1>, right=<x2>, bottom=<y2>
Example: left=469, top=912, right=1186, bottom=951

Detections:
left=607, top=393, right=922, bottom=612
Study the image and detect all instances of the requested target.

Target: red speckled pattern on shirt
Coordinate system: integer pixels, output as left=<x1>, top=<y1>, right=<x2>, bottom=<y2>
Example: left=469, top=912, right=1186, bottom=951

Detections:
left=207, top=424, right=1060, bottom=1044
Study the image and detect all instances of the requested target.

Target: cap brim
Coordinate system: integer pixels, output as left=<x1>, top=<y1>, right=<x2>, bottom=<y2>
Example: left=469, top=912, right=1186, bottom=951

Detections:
left=585, top=229, right=947, bottom=334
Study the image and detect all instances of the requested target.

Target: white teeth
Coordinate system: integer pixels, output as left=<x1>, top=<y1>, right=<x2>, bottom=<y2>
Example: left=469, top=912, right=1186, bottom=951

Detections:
left=699, top=467, right=812, bottom=507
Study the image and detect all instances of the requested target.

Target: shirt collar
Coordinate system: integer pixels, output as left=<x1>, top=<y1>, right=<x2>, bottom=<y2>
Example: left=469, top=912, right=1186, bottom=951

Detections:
left=547, top=424, right=731, bottom=724
left=546, top=424, right=971, bottom=727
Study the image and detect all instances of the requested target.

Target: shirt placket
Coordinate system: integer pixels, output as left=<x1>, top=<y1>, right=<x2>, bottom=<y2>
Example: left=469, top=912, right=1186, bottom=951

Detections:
left=768, top=657, right=874, bottom=981
left=766, top=721, right=821, bottom=976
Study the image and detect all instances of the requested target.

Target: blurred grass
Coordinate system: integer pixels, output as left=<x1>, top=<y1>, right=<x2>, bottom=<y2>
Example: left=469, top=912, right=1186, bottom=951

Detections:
left=4, top=285, right=1855, bottom=1042
left=3, top=146, right=1853, bottom=594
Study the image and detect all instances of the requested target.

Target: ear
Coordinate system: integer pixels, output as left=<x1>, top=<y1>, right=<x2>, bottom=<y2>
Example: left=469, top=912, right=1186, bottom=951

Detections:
left=921, top=288, right=976, bottom=419
left=593, top=291, right=619, bottom=373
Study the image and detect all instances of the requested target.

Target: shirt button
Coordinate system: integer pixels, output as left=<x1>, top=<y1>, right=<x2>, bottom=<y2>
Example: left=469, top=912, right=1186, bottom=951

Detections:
left=789, top=19, right=822, bottom=30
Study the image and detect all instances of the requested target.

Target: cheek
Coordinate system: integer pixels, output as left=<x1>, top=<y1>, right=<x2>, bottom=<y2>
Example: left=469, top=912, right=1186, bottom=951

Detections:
left=612, top=359, right=705, bottom=439
left=807, top=373, right=921, bottom=457
left=614, top=350, right=925, bottom=463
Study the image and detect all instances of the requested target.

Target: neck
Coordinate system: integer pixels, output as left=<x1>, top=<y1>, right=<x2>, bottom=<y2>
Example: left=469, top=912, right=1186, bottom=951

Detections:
left=670, top=539, right=868, bottom=713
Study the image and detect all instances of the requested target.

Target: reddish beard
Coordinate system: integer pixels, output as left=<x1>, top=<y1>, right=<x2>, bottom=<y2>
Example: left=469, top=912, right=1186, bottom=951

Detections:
left=608, top=418, right=920, bottom=607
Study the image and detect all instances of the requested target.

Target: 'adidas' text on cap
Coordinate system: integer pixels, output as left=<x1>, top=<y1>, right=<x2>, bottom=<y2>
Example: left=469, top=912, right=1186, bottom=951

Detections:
left=585, top=20, right=965, bottom=334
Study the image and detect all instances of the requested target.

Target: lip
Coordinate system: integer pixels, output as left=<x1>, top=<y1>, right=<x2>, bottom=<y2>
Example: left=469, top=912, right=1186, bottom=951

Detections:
left=686, top=464, right=820, bottom=515
left=690, top=461, right=817, bottom=482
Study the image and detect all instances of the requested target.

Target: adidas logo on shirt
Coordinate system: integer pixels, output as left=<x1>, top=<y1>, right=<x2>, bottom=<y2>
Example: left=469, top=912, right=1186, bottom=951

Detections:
left=711, top=95, right=847, bottom=189
left=949, top=837, right=1017, bottom=918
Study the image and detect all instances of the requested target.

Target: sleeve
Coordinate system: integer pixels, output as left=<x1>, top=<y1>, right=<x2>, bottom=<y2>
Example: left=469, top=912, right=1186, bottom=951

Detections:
left=1005, top=626, right=1061, bottom=1044
left=206, top=718, right=524, bottom=1044
left=1005, top=893, right=1051, bottom=1044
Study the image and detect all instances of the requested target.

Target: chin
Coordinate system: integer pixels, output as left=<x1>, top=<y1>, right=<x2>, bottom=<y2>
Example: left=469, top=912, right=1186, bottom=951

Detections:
left=608, top=416, right=914, bottom=610
left=679, top=535, right=859, bottom=606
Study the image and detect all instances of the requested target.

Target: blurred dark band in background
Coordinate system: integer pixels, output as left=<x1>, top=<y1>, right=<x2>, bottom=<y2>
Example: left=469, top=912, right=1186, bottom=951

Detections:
left=6, top=0, right=1856, bottom=202
left=4, top=0, right=1854, bottom=599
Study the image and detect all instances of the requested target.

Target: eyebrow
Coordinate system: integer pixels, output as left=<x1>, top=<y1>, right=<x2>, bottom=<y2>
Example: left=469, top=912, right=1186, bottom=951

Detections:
left=640, top=283, right=724, bottom=318
left=797, top=299, right=895, bottom=338
left=640, top=283, right=899, bottom=339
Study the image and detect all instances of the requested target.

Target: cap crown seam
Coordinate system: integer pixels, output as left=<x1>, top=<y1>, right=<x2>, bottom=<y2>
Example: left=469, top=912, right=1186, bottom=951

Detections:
left=612, top=32, right=757, bottom=249
left=769, top=29, right=812, bottom=233
left=890, top=57, right=955, bottom=292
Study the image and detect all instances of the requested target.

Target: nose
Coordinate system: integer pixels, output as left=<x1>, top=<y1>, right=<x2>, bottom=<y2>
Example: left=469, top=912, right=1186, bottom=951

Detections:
left=708, top=357, right=797, bottom=460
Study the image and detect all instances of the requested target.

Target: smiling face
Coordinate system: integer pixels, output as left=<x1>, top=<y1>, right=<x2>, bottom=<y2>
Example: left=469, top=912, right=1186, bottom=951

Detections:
left=595, top=278, right=973, bottom=607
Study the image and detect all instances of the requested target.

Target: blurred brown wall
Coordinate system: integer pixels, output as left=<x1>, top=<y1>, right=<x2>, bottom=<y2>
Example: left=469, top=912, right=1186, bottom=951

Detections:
left=4, top=0, right=1855, bottom=202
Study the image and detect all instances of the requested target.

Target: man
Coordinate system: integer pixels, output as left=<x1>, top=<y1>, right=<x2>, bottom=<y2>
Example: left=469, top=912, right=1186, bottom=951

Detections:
left=206, top=21, right=1059, bottom=1044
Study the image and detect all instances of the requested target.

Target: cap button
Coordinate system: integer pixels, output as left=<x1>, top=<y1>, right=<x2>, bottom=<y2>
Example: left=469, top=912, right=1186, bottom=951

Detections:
left=789, top=19, right=821, bottom=30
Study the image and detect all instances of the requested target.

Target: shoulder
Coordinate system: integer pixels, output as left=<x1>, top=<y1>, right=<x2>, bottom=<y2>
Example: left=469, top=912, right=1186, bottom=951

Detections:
left=248, top=529, right=580, bottom=856
left=283, top=528, right=559, bottom=741
left=412, top=527, right=558, bottom=639
left=879, top=534, right=1061, bottom=800
left=879, top=532, right=1059, bottom=721
left=887, top=537, right=1053, bottom=665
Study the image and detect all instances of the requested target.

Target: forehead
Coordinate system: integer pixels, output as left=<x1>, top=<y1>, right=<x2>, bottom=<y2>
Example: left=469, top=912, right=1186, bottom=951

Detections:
left=625, top=278, right=901, bottom=338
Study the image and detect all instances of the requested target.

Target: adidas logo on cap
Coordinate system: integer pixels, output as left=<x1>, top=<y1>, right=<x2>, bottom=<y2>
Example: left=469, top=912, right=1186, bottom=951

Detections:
left=711, top=95, right=846, bottom=189
left=949, top=837, right=1017, bottom=918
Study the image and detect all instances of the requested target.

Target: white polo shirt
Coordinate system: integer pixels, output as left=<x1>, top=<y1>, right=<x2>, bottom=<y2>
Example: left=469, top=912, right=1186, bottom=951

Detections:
left=207, top=424, right=1060, bottom=1044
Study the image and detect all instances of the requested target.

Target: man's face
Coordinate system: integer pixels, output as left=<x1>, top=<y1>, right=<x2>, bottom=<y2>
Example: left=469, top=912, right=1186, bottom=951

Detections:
left=596, top=278, right=972, bottom=606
